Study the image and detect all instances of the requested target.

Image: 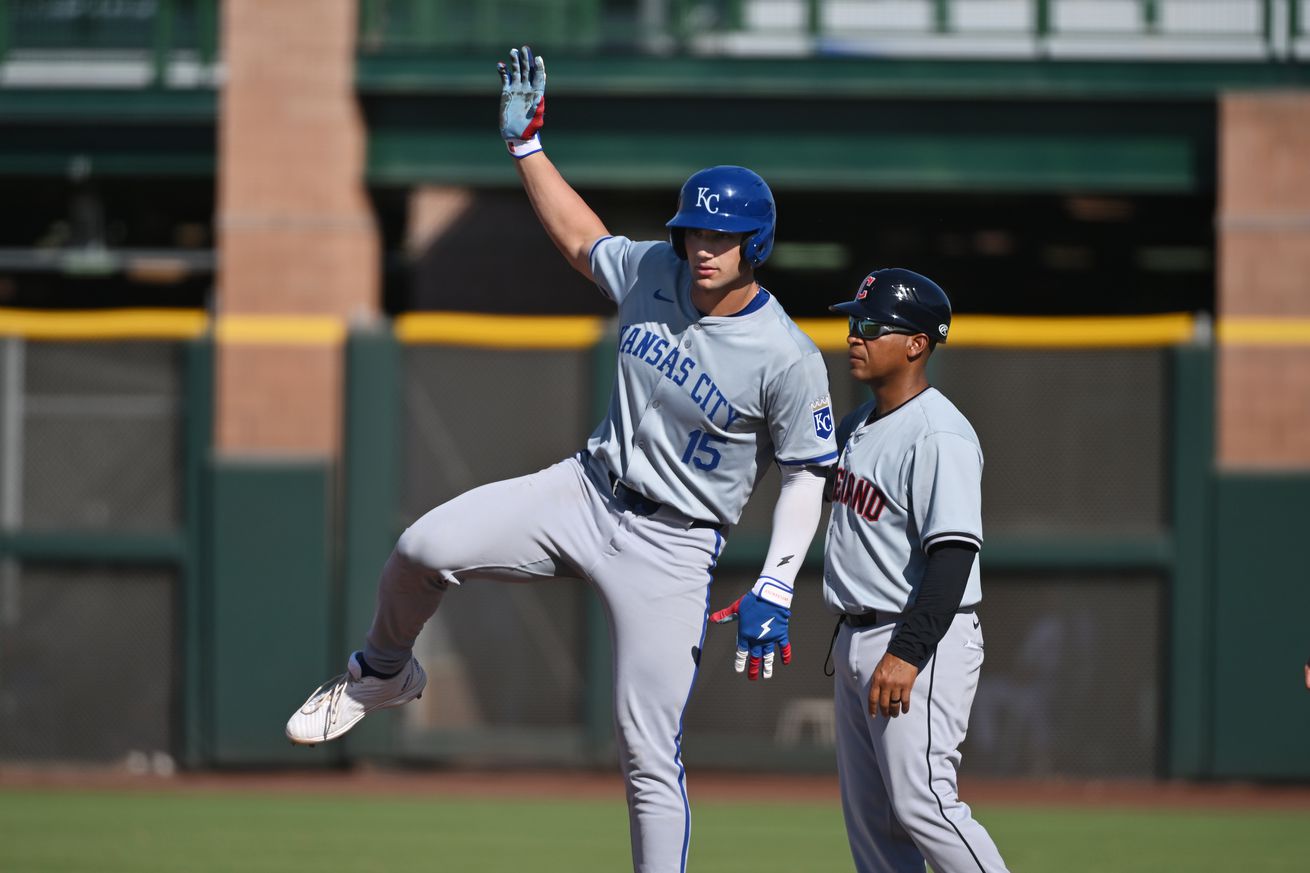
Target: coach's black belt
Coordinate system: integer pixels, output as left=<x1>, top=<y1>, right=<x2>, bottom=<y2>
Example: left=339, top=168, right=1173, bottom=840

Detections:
left=824, top=607, right=978, bottom=676
left=607, top=472, right=723, bottom=532
left=842, top=606, right=976, bottom=628
left=843, top=610, right=898, bottom=628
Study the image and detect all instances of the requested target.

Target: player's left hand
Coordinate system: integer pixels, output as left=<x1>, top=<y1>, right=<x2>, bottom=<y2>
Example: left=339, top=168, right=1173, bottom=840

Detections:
left=710, top=578, right=793, bottom=681
left=497, top=45, right=546, bottom=154
left=869, top=652, right=919, bottom=718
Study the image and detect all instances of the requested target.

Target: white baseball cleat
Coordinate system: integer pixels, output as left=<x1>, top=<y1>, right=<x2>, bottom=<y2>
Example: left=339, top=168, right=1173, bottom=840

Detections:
left=285, top=652, right=427, bottom=746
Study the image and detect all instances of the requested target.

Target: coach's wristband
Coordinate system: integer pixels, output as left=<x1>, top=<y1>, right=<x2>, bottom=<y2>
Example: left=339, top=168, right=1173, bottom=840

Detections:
left=506, top=134, right=543, bottom=159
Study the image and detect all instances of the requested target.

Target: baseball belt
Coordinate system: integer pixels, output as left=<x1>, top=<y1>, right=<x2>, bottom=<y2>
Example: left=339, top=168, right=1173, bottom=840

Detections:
left=598, top=461, right=724, bottom=533
left=843, top=606, right=976, bottom=629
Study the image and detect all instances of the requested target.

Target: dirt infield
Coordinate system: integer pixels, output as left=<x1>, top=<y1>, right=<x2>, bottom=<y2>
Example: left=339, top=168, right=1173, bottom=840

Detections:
left=4, top=765, right=1310, bottom=811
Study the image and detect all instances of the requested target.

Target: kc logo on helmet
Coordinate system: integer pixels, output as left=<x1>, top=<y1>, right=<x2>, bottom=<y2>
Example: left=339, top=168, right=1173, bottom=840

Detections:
left=695, top=187, right=721, bottom=214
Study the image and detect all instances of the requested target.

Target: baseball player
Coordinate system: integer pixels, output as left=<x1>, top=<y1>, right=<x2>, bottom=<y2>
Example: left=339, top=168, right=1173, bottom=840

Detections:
left=823, top=269, right=1010, bottom=873
left=285, top=46, right=837, bottom=873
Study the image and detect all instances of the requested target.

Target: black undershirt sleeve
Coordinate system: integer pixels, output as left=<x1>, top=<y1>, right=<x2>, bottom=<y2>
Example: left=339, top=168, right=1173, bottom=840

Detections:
left=885, top=541, right=979, bottom=670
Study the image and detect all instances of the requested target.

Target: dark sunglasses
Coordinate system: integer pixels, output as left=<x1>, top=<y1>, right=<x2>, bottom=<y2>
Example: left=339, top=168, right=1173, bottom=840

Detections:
left=848, top=317, right=922, bottom=340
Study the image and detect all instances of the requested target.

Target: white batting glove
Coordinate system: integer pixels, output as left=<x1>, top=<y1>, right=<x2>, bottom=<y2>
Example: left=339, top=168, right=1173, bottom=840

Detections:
left=497, top=45, right=546, bottom=158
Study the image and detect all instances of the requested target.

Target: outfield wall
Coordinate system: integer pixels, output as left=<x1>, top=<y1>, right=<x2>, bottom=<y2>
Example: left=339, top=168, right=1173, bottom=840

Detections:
left=0, top=311, right=1305, bottom=780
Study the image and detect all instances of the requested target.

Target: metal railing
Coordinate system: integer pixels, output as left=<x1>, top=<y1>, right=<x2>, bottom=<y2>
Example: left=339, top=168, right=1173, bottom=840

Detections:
left=358, top=0, right=1306, bottom=59
left=0, top=0, right=219, bottom=87
left=1, top=2, right=1299, bottom=72
left=358, top=0, right=604, bottom=53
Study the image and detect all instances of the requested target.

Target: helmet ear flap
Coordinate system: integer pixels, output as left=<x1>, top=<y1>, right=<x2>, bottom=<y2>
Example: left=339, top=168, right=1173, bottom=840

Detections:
left=669, top=227, right=687, bottom=260
left=742, top=226, right=774, bottom=268
left=741, top=235, right=759, bottom=268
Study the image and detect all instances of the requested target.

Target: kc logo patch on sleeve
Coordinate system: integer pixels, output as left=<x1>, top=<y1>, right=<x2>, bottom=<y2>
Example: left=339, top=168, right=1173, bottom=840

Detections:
left=811, top=397, right=834, bottom=440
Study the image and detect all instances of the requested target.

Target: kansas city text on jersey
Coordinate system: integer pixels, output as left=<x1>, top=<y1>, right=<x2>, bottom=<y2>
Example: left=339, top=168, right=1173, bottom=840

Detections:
left=831, top=466, right=888, bottom=522
left=618, top=324, right=741, bottom=429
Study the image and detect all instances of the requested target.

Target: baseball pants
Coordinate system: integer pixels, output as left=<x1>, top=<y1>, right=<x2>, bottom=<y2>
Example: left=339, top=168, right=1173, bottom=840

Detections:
left=833, top=611, right=1010, bottom=873
left=363, top=452, right=724, bottom=873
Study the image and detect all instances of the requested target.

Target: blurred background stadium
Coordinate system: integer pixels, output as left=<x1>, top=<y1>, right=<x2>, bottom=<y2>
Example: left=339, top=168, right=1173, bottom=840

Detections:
left=0, top=0, right=1307, bottom=788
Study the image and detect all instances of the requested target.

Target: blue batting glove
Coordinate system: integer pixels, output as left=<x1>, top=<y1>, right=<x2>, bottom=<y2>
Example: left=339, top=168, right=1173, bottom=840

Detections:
left=710, top=577, right=793, bottom=681
left=497, top=45, right=546, bottom=158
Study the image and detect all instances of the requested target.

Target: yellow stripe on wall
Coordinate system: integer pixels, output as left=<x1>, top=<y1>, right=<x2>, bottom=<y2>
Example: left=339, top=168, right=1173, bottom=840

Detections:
left=0, top=308, right=209, bottom=341
left=1217, top=317, right=1310, bottom=346
left=949, top=313, right=1197, bottom=348
left=0, top=309, right=1307, bottom=350
left=396, top=312, right=607, bottom=349
left=214, top=314, right=346, bottom=346
left=0, top=310, right=350, bottom=345
left=797, top=313, right=1197, bottom=350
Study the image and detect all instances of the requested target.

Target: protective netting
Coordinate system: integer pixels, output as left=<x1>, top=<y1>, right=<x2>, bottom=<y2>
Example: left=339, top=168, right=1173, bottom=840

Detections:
left=684, top=570, right=1162, bottom=779
left=396, top=343, right=1169, bottom=777
left=397, top=346, right=598, bottom=741
left=399, top=345, right=593, bottom=522
left=7, top=341, right=183, bottom=532
left=0, top=340, right=185, bottom=765
left=959, top=572, right=1162, bottom=778
left=733, top=346, right=1168, bottom=543
left=931, top=347, right=1168, bottom=537
left=0, top=563, right=176, bottom=764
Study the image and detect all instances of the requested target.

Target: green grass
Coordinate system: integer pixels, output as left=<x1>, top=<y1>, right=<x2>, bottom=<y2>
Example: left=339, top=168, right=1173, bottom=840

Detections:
left=0, top=788, right=1306, bottom=872
left=983, top=806, right=1309, bottom=873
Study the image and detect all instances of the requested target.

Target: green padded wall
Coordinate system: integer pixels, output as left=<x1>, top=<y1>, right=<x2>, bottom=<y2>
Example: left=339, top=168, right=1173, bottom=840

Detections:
left=1209, top=475, right=1310, bottom=779
left=340, top=328, right=404, bottom=757
left=208, top=459, right=335, bottom=765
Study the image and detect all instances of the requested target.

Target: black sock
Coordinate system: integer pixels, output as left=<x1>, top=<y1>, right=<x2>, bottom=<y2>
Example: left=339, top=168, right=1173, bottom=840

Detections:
left=355, top=653, right=402, bottom=680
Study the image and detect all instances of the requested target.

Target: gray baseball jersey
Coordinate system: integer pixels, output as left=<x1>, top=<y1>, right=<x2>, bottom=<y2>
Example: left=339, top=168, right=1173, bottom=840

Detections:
left=822, top=386, right=1008, bottom=873
left=823, top=387, right=983, bottom=615
left=588, top=236, right=839, bottom=524
left=353, top=234, right=837, bottom=873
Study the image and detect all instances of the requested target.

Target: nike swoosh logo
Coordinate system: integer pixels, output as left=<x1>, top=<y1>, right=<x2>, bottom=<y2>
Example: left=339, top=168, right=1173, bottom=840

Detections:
left=973, top=619, right=980, bottom=629
left=653, top=288, right=673, bottom=303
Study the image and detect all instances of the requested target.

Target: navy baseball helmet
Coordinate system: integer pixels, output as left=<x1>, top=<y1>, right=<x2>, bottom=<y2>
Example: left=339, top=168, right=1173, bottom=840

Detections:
left=666, top=165, right=775, bottom=267
left=830, top=268, right=953, bottom=343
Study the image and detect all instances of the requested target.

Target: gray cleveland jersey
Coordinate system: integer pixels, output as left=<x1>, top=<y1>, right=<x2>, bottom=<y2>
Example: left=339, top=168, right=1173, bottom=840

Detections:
left=588, top=236, right=838, bottom=525
left=822, top=388, right=983, bottom=615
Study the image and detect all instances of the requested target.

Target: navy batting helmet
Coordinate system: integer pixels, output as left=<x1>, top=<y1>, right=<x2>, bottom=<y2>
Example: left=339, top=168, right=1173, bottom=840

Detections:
left=830, top=268, right=953, bottom=343
left=666, top=165, right=775, bottom=268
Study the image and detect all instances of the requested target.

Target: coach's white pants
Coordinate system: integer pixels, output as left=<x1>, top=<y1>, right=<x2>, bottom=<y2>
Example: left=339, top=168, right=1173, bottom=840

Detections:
left=833, top=612, right=1010, bottom=873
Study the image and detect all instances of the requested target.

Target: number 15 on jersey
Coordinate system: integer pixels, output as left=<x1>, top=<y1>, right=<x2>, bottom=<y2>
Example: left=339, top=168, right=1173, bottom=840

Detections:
left=682, top=429, right=726, bottom=471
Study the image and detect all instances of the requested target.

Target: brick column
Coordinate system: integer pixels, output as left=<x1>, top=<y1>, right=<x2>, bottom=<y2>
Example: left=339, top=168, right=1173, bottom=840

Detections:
left=216, top=0, right=378, bottom=457
left=1216, top=92, right=1310, bottom=469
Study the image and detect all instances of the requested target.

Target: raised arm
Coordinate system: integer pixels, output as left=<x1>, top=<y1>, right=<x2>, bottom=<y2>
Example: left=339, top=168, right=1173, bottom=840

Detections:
left=499, top=46, right=608, bottom=280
